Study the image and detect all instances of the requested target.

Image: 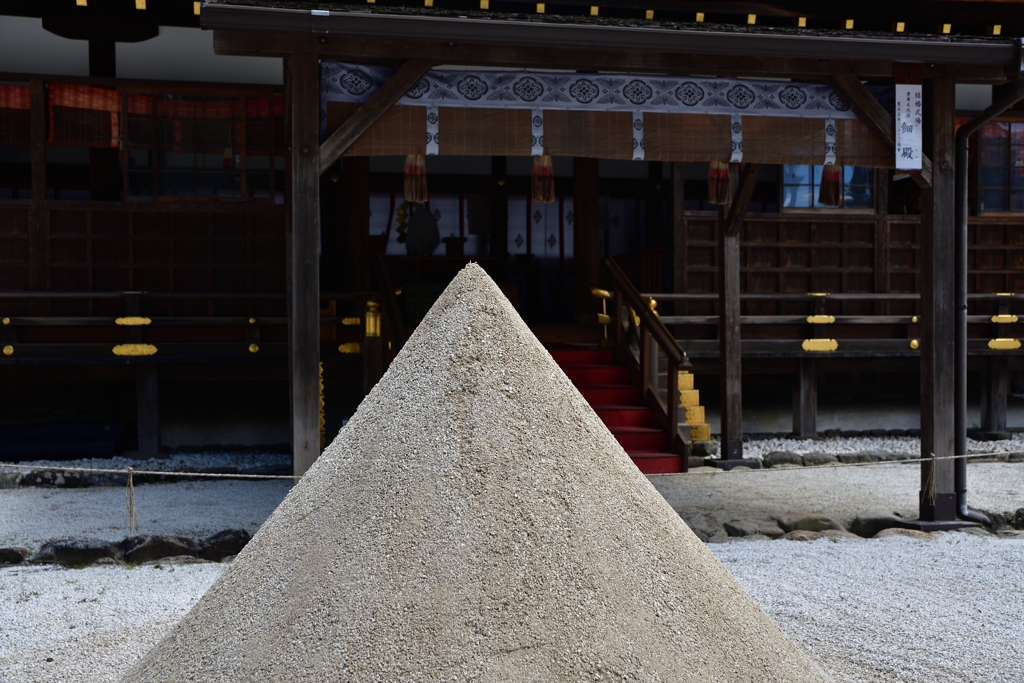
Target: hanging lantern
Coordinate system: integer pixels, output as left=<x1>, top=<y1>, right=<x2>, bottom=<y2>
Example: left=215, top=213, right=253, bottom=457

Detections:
left=403, top=154, right=428, bottom=203
left=531, top=154, right=555, bottom=204
left=708, top=160, right=732, bottom=205
left=818, top=163, right=842, bottom=207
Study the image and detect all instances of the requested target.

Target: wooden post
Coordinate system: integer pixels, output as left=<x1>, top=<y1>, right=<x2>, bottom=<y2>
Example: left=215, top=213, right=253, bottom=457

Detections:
left=136, top=365, right=161, bottom=456
left=717, top=203, right=743, bottom=460
left=981, top=357, right=1008, bottom=435
left=489, top=156, right=509, bottom=282
left=671, top=162, right=687, bottom=315
left=917, top=78, right=956, bottom=523
left=792, top=358, right=817, bottom=437
left=28, top=81, right=46, bottom=306
left=288, top=53, right=322, bottom=478
left=573, top=157, right=600, bottom=325
left=342, top=157, right=370, bottom=292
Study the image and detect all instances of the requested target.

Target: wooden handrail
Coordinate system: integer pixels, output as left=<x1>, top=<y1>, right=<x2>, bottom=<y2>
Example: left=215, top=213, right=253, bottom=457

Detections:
left=605, top=257, right=688, bottom=367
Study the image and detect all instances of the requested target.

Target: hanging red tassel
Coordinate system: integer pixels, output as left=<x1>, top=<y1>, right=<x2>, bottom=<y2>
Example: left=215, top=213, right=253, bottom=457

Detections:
left=403, top=154, right=428, bottom=204
left=708, top=160, right=732, bottom=205
left=531, top=154, right=555, bottom=204
left=818, top=163, right=843, bottom=207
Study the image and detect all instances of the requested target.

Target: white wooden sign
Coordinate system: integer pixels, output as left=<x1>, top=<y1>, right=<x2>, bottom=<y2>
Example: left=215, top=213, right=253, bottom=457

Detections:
left=894, top=84, right=923, bottom=171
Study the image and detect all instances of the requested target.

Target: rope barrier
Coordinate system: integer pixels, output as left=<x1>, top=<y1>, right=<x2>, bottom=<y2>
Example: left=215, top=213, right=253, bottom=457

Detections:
left=651, top=450, right=1019, bottom=475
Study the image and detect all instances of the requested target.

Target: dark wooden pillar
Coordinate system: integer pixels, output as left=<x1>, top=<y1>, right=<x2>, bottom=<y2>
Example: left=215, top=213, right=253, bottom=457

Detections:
left=573, top=157, right=600, bottom=325
left=981, top=357, right=1008, bottom=435
left=88, top=39, right=120, bottom=201
left=918, top=78, right=956, bottom=523
left=136, top=365, right=160, bottom=456
left=28, top=81, right=46, bottom=300
left=792, top=359, right=817, bottom=437
left=288, top=53, right=322, bottom=478
left=671, top=162, right=686, bottom=309
left=717, top=203, right=743, bottom=460
left=489, top=156, right=509, bottom=282
left=341, top=156, right=370, bottom=292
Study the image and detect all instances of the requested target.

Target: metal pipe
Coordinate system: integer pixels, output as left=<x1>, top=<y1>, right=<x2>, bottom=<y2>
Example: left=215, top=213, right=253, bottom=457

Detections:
left=954, top=78, right=1024, bottom=525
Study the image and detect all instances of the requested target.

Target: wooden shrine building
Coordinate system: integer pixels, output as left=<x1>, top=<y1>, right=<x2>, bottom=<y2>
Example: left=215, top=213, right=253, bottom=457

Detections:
left=2, top=0, right=1024, bottom=529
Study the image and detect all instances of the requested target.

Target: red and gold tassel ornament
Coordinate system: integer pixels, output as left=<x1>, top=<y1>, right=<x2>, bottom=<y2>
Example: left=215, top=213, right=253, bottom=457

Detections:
left=708, top=160, right=732, bottom=205
left=818, top=164, right=842, bottom=207
left=403, top=154, right=428, bottom=204
left=531, top=154, right=555, bottom=204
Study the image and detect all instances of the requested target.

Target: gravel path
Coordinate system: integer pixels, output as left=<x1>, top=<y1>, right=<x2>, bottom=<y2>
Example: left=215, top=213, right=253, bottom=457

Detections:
left=0, top=481, right=291, bottom=550
left=651, top=462, right=1024, bottom=530
left=737, top=434, right=1024, bottom=460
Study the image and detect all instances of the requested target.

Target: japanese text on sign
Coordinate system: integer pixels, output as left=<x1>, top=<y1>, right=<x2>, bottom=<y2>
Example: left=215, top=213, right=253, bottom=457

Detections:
left=894, top=84, right=923, bottom=171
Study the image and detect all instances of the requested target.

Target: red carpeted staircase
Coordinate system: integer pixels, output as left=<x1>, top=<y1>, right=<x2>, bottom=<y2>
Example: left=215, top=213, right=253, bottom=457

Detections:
left=549, top=347, right=684, bottom=474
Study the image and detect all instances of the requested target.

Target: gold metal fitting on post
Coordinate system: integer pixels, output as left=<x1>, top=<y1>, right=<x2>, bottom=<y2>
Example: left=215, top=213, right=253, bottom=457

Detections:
left=248, top=343, right=259, bottom=353
left=365, top=300, right=382, bottom=338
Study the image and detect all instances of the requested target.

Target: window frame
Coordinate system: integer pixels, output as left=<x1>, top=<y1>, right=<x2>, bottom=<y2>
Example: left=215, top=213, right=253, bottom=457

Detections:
left=778, top=164, right=877, bottom=214
left=975, top=116, right=1024, bottom=215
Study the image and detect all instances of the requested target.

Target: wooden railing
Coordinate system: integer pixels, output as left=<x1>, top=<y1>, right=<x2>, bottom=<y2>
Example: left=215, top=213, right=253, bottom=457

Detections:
left=650, top=292, right=1024, bottom=358
left=603, top=257, right=693, bottom=457
left=0, top=291, right=382, bottom=368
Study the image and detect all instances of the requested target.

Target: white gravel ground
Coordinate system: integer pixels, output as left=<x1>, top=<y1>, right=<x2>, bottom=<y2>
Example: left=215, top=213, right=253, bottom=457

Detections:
left=0, top=563, right=224, bottom=683
left=737, top=433, right=1024, bottom=460
left=710, top=535, right=1024, bottom=683
left=1, top=442, right=1022, bottom=681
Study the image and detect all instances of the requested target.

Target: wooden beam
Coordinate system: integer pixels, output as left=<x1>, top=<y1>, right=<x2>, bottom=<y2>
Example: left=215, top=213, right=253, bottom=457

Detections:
left=288, top=53, right=322, bottom=479
left=341, top=156, right=370, bottom=291
left=828, top=74, right=933, bottom=188
left=214, top=31, right=1012, bottom=84
left=28, top=81, right=46, bottom=299
left=671, top=162, right=687, bottom=314
left=318, top=58, right=434, bottom=175
left=980, top=356, right=1008, bottom=434
left=918, top=77, right=956, bottom=522
left=722, top=163, right=761, bottom=237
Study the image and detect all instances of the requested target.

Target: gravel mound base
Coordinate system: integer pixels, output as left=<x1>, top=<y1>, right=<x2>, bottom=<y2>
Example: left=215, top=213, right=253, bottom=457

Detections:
left=0, top=564, right=225, bottom=683
left=124, top=265, right=831, bottom=682
left=710, top=535, right=1024, bottom=683
left=0, top=481, right=291, bottom=550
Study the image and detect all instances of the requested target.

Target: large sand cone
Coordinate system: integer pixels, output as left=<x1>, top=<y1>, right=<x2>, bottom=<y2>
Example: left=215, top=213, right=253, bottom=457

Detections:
left=125, top=264, right=832, bottom=682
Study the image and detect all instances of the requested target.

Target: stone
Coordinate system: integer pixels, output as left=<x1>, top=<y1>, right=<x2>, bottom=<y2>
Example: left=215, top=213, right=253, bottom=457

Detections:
left=851, top=511, right=902, bottom=538
left=777, top=512, right=845, bottom=533
left=906, top=428, right=921, bottom=437
left=142, top=555, right=211, bottom=566
left=691, top=440, right=718, bottom=457
left=837, top=452, right=872, bottom=464
left=820, top=529, right=861, bottom=540
left=886, top=429, right=907, bottom=437
left=783, top=530, right=825, bottom=541
left=0, top=547, right=28, bottom=564
left=762, top=451, right=803, bottom=468
left=30, top=539, right=118, bottom=567
left=1007, top=452, right=1024, bottom=463
left=840, top=430, right=864, bottom=437
left=687, top=456, right=707, bottom=470
left=20, top=469, right=89, bottom=488
left=724, top=520, right=784, bottom=539
left=874, top=528, right=936, bottom=540
left=88, top=557, right=125, bottom=567
left=863, top=450, right=898, bottom=462
left=1013, top=508, right=1024, bottom=529
left=998, top=530, right=1024, bottom=540
left=0, top=471, right=24, bottom=489
left=801, top=451, right=837, bottom=467
left=822, top=429, right=842, bottom=438
left=200, top=529, right=252, bottom=562
left=868, top=428, right=887, bottom=437
left=677, top=511, right=723, bottom=543
left=119, top=535, right=199, bottom=564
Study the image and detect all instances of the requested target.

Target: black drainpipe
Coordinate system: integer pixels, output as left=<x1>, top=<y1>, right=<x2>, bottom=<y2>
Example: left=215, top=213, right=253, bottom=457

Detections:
left=955, top=76, right=1024, bottom=525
